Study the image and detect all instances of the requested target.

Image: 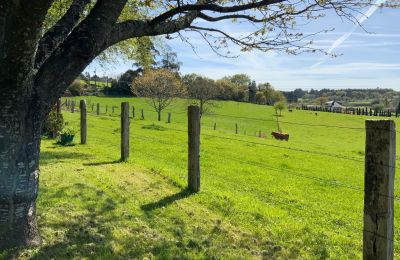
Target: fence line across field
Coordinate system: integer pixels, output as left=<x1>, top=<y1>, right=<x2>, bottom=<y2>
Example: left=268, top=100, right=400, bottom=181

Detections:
left=61, top=99, right=398, bottom=257
left=61, top=102, right=400, bottom=169
left=63, top=98, right=400, bottom=136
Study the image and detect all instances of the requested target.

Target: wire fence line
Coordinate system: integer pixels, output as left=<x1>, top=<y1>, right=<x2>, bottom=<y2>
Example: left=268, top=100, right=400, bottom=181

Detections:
left=65, top=108, right=400, bottom=201
left=65, top=105, right=400, bottom=170
left=60, top=100, right=400, bottom=248
left=82, top=126, right=400, bottom=246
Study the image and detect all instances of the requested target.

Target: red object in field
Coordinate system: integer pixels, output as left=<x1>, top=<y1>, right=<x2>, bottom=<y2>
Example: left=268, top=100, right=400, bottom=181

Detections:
left=271, top=131, right=289, bottom=141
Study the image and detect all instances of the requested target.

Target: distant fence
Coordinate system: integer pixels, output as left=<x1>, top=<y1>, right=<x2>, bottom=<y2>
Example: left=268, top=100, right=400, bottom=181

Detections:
left=299, top=104, right=396, bottom=117
left=60, top=98, right=397, bottom=258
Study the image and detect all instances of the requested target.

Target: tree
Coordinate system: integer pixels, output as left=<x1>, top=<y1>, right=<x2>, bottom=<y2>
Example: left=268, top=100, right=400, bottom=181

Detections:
left=255, top=91, right=266, bottom=104
left=315, top=96, right=328, bottom=107
left=396, top=101, right=400, bottom=114
left=67, top=80, right=85, bottom=96
left=184, top=74, right=219, bottom=116
left=105, top=69, right=142, bottom=95
left=0, top=0, right=382, bottom=249
left=274, top=100, right=287, bottom=116
left=132, top=69, right=186, bottom=121
left=157, top=50, right=181, bottom=73
left=248, top=80, right=257, bottom=103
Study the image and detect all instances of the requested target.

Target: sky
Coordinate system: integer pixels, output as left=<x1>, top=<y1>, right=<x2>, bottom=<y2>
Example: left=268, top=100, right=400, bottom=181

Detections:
left=86, top=4, right=400, bottom=91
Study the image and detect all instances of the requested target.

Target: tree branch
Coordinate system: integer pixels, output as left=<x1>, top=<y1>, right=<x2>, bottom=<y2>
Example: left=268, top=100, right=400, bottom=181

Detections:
left=35, top=0, right=128, bottom=108
left=150, top=0, right=285, bottom=25
left=35, top=0, right=91, bottom=68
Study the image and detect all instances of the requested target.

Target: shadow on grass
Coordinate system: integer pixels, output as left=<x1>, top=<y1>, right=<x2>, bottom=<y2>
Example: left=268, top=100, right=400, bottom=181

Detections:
left=141, top=188, right=194, bottom=211
left=83, top=160, right=120, bottom=166
left=40, top=150, right=93, bottom=166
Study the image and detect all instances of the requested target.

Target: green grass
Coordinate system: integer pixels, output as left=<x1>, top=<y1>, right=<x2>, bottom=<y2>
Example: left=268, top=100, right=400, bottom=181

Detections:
left=4, top=96, right=400, bottom=259
left=79, top=80, right=109, bottom=88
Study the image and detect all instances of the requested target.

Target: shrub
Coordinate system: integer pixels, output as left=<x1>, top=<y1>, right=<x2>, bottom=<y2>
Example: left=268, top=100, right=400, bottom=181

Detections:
left=42, top=106, right=64, bottom=138
left=68, top=80, right=85, bottom=96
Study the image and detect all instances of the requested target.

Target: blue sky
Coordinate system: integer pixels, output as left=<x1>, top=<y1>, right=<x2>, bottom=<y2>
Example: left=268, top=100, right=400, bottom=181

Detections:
left=86, top=5, right=400, bottom=91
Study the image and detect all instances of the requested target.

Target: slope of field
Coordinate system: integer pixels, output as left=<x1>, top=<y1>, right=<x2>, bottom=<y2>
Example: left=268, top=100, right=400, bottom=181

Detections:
left=4, top=96, right=400, bottom=259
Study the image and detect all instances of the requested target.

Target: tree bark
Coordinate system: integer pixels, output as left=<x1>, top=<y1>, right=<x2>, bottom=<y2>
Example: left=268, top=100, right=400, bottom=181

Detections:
left=0, top=90, right=43, bottom=249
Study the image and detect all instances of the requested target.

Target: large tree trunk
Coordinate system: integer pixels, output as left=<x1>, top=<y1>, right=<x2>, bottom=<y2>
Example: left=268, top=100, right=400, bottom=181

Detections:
left=0, top=91, right=43, bottom=249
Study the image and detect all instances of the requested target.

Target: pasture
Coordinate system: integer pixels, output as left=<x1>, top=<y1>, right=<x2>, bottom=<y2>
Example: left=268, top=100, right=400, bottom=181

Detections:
left=3, top=96, right=400, bottom=259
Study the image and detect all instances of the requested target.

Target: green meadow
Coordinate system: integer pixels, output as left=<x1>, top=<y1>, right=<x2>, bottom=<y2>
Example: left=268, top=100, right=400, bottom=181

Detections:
left=4, top=96, right=400, bottom=259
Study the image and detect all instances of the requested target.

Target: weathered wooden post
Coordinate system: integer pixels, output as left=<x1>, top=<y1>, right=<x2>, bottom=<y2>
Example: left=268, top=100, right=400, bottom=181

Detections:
left=188, top=105, right=200, bottom=192
left=71, top=100, right=75, bottom=113
left=66, top=99, right=70, bottom=110
left=112, top=106, right=115, bottom=114
left=141, top=109, right=144, bottom=120
left=363, top=120, right=395, bottom=260
left=213, top=122, right=216, bottom=130
left=106, top=105, right=108, bottom=113
left=96, top=103, right=100, bottom=115
left=167, top=112, right=171, bottom=123
left=121, top=102, right=130, bottom=161
left=235, top=123, right=238, bottom=134
left=80, top=100, right=87, bottom=144
left=132, top=106, right=135, bottom=118
left=91, top=103, right=94, bottom=111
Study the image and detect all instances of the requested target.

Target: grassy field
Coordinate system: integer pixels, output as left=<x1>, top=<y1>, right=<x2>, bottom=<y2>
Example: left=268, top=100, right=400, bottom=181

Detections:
left=3, top=96, right=400, bottom=259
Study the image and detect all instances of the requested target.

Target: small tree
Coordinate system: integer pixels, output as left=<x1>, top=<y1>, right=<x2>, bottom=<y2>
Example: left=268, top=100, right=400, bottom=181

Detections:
left=184, top=74, right=219, bottom=117
left=315, top=96, right=328, bottom=107
left=132, top=69, right=186, bottom=121
left=274, top=101, right=287, bottom=117
left=67, top=80, right=85, bottom=96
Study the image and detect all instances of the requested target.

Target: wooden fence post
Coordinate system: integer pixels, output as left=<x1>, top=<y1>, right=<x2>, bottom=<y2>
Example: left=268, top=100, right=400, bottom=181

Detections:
left=80, top=100, right=87, bottom=144
left=213, top=122, right=216, bottom=130
left=141, top=109, right=144, bottom=120
left=91, top=103, right=94, bottom=111
left=71, top=100, right=75, bottom=113
left=106, top=105, right=108, bottom=113
left=188, top=105, right=200, bottom=192
left=132, top=106, right=135, bottom=118
left=363, top=120, right=396, bottom=260
left=96, top=103, right=100, bottom=115
left=112, top=106, right=115, bottom=114
left=121, top=102, right=130, bottom=161
left=235, top=123, right=238, bottom=134
left=168, top=112, right=171, bottom=123
left=66, top=99, right=70, bottom=110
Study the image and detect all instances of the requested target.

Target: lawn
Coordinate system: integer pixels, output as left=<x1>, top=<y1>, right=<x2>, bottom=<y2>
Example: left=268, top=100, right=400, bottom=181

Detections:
left=3, top=96, right=400, bottom=259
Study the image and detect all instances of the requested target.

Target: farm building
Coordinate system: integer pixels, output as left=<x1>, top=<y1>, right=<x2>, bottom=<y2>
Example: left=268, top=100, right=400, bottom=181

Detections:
left=326, top=101, right=346, bottom=112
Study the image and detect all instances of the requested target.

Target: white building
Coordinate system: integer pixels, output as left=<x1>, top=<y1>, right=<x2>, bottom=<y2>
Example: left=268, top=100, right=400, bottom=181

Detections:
left=326, top=101, right=345, bottom=112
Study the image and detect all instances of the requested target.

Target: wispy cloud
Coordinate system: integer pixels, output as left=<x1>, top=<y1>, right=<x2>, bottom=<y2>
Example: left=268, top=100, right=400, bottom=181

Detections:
left=311, top=0, right=386, bottom=68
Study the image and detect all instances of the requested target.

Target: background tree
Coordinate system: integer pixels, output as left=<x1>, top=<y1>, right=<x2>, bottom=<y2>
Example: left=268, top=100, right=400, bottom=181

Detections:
left=255, top=91, right=266, bottom=105
left=248, top=80, right=257, bottom=103
left=315, top=96, right=328, bottom=107
left=157, top=50, right=181, bottom=73
left=396, top=101, right=400, bottom=114
left=0, top=0, right=383, bottom=249
left=183, top=74, right=219, bottom=116
left=132, top=69, right=186, bottom=121
left=105, top=69, right=142, bottom=95
left=67, top=80, right=86, bottom=96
